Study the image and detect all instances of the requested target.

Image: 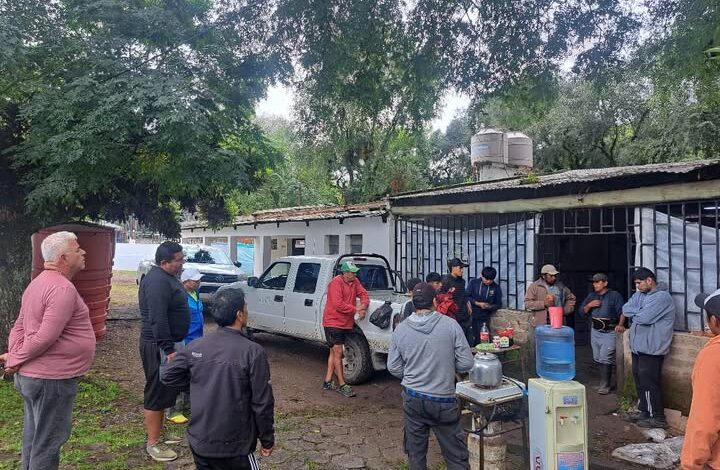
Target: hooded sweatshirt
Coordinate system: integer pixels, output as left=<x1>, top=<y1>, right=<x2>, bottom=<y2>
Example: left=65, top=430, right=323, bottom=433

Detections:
left=387, top=310, right=474, bottom=397
left=622, top=285, right=676, bottom=356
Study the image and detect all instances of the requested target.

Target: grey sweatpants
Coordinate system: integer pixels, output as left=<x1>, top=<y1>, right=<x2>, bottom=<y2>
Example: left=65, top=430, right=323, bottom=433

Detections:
left=591, top=328, right=616, bottom=365
left=15, top=374, right=79, bottom=470
left=402, top=392, right=469, bottom=470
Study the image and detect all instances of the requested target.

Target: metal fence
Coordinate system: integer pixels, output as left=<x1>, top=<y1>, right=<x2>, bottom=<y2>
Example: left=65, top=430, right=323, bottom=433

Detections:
left=394, top=198, right=720, bottom=331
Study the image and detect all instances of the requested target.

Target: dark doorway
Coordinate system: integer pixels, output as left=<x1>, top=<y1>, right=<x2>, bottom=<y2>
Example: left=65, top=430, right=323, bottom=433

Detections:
left=291, top=238, right=306, bottom=256
left=535, top=233, right=629, bottom=344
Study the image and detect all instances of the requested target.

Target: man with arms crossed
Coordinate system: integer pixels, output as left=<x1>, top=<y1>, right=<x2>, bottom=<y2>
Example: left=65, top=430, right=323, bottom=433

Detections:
left=1, top=231, right=95, bottom=470
left=162, top=287, right=274, bottom=470
left=388, top=282, right=474, bottom=470
left=622, top=267, right=675, bottom=429
left=138, top=241, right=190, bottom=461
left=322, top=261, right=369, bottom=398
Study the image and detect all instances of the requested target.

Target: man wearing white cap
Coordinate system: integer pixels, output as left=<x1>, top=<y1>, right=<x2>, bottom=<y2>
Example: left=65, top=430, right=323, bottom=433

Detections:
left=524, top=264, right=577, bottom=326
left=166, top=268, right=205, bottom=424
left=680, top=289, right=720, bottom=469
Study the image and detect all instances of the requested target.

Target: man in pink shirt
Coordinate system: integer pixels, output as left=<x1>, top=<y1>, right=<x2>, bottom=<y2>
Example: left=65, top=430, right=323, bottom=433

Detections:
left=0, top=231, right=96, bottom=470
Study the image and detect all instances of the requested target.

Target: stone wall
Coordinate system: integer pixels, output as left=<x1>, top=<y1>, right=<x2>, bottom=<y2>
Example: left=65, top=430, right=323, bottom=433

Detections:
left=616, top=331, right=709, bottom=415
left=489, top=309, right=536, bottom=380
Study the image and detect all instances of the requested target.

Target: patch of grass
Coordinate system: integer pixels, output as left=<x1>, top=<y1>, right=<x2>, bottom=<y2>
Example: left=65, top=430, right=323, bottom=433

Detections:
left=109, top=275, right=139, bottom=308
left=0, top=374, right=160, bottom=470
left=617, top=371, right=638, bottom=412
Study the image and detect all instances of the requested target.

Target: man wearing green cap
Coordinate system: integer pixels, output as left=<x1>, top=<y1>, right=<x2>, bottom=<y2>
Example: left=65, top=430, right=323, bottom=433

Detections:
left=322, top=261, right=370, bottom=397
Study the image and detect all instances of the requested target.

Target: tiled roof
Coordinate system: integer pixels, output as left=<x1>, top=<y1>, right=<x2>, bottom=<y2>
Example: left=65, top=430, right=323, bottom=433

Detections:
left=182, top=201, right=386, bottom=229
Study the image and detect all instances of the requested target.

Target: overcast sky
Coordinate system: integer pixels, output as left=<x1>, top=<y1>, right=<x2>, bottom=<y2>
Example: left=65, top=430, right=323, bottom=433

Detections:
left=255, top=84, right=469, bottom=132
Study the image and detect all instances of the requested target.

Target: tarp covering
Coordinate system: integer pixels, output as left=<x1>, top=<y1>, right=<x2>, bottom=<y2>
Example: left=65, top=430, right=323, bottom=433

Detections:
left=635, top=208, right=719, bottom=330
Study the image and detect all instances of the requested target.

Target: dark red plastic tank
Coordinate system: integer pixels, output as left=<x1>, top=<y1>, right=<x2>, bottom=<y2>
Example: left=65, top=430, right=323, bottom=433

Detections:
left=32, top=222, right=116, bottom=339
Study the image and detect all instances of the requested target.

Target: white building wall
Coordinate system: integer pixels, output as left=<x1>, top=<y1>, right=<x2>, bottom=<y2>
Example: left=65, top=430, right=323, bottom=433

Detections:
left=181, top=215, right=392, bottom=276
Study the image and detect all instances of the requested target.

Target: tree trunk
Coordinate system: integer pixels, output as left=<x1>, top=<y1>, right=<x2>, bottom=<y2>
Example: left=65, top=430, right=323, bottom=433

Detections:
left=0, top=106, right=36, bottom=345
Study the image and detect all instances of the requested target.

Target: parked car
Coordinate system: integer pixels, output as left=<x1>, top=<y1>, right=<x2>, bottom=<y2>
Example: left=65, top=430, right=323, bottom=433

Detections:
left=218, top=254, right=408, bottom=384
left=137, top=244, right=246, bottom=301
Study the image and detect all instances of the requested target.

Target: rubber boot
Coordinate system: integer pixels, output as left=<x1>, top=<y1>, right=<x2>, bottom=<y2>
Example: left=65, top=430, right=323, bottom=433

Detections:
left=597, top=364, right=612, bottom=395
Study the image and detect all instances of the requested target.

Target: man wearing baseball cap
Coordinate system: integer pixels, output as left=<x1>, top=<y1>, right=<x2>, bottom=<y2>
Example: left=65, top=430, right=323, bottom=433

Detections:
left=166, top=268, right=205, bottom=424
left=524, top=264, right=577, bottom=326
left=388, top=282, right=474, bottom=470
left=622, top=267, right=675, bottom=429
left=580, top=273, right=625, bottom=395
left=680, top=289, right=720, bottom=469
left=321, top=261, right=369, bottom=397
left=441, top=258, right=473, bottom=344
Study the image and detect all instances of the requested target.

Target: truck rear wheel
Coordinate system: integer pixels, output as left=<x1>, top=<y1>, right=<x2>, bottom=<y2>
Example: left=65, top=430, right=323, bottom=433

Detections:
left=342, top=333, right=374, bottom=385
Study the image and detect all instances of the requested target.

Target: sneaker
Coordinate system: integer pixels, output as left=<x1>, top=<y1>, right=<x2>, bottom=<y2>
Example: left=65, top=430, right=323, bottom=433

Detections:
left=163, top=433, right=183, bottom=445
left=322, top=380, right=338, bottom=391
left=146, top=443, right=178, bottom=462
left=337, top=383, right=356, bottom=397
left=636, top=417, right=668, bottom=429
left=597, top=385, right=611, bottom=395
left=624, top=410, right=649, bottom=423
left=167, top=413, right=188, bottom=424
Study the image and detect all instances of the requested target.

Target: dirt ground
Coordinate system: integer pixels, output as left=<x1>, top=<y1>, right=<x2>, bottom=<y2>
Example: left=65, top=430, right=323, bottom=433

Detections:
left=98, top=272, right=653, bottom=469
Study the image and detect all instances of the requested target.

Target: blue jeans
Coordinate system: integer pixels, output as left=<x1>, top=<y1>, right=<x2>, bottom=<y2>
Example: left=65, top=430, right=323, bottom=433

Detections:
left=15, top=374, right=79, bottom=470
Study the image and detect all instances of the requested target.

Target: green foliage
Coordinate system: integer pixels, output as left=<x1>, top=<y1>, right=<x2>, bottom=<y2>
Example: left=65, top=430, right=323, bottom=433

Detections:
left=0, top=374, right=158, bottom=470
left=273, top=0, right=632, bottom=201
left=0, top=0, right=286, bottom=235
left=234, top=116, right=342, bottom=212
left=428, top=112, right=474, bottom=186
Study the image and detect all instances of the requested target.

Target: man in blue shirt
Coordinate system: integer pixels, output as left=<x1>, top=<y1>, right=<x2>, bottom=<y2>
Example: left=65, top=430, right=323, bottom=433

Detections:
left=467, top=266, right=503, bottom=345
left=167, top=268, right=204, bottom=424
left=621, top=267, right=676, bottom=429
left=580, top=273, right=624, bottom=395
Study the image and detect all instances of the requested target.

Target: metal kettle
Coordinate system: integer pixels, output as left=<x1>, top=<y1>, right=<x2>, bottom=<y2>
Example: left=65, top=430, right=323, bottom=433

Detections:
left=469, top=352, right=503, bottom=388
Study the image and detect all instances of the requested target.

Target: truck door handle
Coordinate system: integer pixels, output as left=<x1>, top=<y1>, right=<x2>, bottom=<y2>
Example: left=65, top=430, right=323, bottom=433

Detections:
left=274, top=295, right=283, bottom=302
left=304, top=299, right=313, bottom=306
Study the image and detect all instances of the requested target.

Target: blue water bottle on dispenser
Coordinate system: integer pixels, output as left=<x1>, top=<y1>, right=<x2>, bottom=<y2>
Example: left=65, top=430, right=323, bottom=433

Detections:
left=535, top=309, right=576, bottom=380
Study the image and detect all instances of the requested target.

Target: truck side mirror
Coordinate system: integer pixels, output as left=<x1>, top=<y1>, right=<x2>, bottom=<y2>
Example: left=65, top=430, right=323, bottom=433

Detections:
left=247, top=277, right=258, bottom=288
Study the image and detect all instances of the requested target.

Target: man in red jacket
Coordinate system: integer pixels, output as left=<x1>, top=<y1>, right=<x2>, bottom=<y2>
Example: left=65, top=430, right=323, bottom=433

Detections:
left=322, top=261, right=369, bottom=397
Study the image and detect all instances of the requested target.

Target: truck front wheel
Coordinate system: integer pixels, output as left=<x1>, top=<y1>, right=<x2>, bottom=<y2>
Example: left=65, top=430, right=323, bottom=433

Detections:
left=342, top=333, right=374, bottom=385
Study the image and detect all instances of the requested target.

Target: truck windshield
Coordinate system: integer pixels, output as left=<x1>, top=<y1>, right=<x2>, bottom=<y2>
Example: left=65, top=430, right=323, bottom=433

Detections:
left=184, top=247, right=232, bottom=265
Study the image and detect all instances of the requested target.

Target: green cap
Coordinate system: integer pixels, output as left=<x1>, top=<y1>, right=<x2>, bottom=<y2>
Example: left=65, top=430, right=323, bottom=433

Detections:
left=339, top=261, right=360, bottom=273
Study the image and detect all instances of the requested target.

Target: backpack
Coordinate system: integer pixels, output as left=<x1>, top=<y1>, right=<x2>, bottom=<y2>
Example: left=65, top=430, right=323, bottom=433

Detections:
left=369, top=301, right=393, bottom=329
left=436, top=290, right=458, bottom=320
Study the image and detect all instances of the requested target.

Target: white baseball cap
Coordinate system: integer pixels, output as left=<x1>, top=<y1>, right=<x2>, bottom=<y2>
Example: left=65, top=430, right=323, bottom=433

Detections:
left=181, top=268, right=203, bottom=282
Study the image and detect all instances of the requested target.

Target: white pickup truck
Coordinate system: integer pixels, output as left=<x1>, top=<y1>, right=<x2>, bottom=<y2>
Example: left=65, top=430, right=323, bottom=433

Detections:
left=221, top=254, right=408, bottom=384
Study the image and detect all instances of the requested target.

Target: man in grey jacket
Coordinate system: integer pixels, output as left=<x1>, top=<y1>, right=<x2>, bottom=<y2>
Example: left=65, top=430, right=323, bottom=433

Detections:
left=388, top=282, right=474, bottom=470
left=622, top=267, right=676, bottom=429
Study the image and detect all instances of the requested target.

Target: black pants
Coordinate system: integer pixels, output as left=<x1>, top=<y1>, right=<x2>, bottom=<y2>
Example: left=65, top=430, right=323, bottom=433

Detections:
left=190, top=447, right=259, bottom=470
left=457, top=318, right=474, bottom=347
left=631, top=353, right=665, bottom=419
left=402, top=392, right=469, bottom=470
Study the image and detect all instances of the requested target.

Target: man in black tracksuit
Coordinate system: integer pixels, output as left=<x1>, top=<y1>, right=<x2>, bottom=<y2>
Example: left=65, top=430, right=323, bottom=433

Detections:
left=162, top=287, right=274, bottom=470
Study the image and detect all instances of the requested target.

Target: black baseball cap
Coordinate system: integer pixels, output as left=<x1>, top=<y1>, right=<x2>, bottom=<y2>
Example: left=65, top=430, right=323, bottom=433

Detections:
left=695, top=289, right=720, bottom=316
left=447, top=258, right=469, bottom=268
left=412, top=282, right=437, bottom=309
